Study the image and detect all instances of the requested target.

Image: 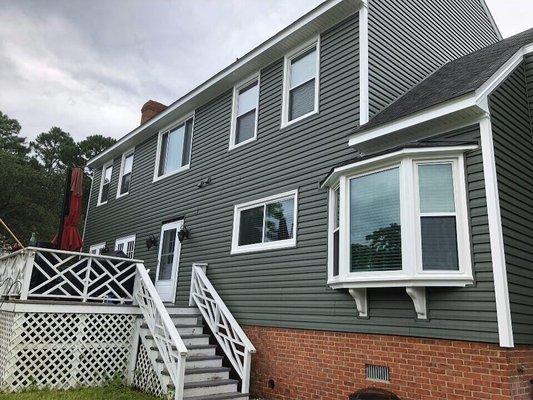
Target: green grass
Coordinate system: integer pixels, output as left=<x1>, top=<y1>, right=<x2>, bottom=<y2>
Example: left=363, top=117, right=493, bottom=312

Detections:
left=0, top=386, right=161, bottom=400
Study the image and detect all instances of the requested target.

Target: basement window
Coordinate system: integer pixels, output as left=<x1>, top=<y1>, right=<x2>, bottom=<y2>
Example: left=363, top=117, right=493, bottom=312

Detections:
left=325, top=146, right=475, bottom=288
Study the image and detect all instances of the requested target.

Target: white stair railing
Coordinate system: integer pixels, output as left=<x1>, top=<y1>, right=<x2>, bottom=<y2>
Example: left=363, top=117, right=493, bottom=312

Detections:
left=134, top=263, right=188, bottom=400
left=189, top=264, right=256, bottom=393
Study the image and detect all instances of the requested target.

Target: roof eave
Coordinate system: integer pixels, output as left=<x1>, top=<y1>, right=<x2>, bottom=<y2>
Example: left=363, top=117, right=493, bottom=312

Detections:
left=87, top=0, right=363, bottom=168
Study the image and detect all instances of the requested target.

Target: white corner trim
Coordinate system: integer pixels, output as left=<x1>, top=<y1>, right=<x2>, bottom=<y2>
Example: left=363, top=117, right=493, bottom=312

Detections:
left=358, top=0, right=369, bottom=125
left=479, top=116, right=514, bottom=348
left=348, top=288, right=368, bottom=318
left=405, top=287, right=427, bottom=319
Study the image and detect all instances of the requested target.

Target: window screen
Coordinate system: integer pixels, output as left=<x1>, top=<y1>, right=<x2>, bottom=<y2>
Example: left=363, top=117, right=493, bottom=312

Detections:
left=350, top=168, right=402, bottom=272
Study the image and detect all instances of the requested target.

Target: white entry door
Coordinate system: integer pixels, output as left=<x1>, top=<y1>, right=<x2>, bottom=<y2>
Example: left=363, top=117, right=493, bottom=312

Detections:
left=155, top=220, right=183, bottom=302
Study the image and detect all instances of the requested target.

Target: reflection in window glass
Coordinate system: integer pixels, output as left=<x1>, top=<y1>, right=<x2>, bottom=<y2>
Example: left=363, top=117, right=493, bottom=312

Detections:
left=265, top=199, right=294, bottom=242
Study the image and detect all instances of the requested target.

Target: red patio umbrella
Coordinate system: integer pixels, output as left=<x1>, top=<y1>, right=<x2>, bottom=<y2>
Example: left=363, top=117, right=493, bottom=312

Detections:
left=52, top=168, right=84, bottom=251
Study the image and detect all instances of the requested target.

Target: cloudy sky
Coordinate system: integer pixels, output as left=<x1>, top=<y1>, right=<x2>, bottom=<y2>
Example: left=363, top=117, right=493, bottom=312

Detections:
left=0, top=0, right=532, bottom=142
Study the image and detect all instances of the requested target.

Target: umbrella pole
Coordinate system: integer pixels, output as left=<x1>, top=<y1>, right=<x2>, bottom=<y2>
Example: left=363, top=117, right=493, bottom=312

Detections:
left=0, top=218, right=24, bottom=249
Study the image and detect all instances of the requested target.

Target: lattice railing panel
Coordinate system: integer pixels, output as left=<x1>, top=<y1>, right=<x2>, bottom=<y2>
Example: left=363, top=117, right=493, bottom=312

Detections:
left=189, top=265, right=256, bottom=393
left=0, top=311, right=136, bottom=391
left=133, top=343, right=163, bottom=397
left=0, top=250, right=28, bottom=296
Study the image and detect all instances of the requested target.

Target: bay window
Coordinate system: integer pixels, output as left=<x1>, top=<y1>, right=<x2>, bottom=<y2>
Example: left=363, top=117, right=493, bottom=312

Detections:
left=326, top=147, right=475, bottom=288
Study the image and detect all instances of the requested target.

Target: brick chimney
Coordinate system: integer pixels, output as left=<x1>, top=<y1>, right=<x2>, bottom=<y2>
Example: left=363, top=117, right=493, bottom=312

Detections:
left=140, top=100, right=167, bottom=125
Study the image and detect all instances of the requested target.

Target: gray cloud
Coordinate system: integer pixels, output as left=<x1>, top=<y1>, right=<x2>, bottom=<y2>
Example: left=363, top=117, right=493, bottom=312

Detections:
left=0, top=0, right=530, bottom=142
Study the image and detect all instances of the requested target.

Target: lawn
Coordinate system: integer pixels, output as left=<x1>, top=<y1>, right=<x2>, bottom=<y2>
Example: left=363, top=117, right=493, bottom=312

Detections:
left=0, top=386, right=161, bottom=400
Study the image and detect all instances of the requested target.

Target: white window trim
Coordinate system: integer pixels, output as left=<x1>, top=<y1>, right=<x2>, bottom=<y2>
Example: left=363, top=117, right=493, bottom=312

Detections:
left=115, top=234, right=136, bottom=258
left=153, top=113, right=195, bottom=183
left=116, top=148, right=135, bottom=199
left=229, top=73, right=260, bottom=151
left=97, top=161, right=113, bottom=206
left=89, top=242, right=106, bottom=255
left=326, top=147, right=475, bottom=289
left=231, top=189, right=298, bottom=254
left=281, top=37, right=320, bottom=128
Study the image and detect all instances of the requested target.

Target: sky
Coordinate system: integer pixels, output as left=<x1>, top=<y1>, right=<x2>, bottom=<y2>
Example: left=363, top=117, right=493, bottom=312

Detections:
left=0, top=0, right=532, bottom=143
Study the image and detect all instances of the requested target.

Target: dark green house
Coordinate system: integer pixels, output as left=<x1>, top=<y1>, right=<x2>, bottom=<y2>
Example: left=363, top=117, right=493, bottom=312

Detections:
left=83, top=0, right=533, bottom=398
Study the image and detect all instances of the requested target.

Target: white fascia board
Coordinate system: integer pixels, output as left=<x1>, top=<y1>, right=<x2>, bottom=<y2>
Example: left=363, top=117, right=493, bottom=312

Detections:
left=348, top=43, right=533, bottom=148
left=322, top=144, right=478, bottom=187
left=88, top=0, right=363, bottom=168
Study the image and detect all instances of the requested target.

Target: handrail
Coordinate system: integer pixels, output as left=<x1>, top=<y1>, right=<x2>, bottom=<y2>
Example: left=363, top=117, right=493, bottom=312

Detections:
left=189, top=264, right=256, bottom=393
left=134, top=263, right=187, bottom=400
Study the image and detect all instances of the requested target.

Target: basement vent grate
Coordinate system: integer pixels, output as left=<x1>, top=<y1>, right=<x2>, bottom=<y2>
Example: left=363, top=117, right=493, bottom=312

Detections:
left=365, top=364, right=390, bottom=382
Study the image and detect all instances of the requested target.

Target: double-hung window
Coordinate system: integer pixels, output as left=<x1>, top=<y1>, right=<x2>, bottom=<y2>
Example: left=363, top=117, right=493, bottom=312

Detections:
left=154, top=115, right=194, bottom=181
left=325, top=147, right=475, bottom=287
left=117, top=150, right=134, bottom=197
left=230, top=75, right=259, bottom=149
left=115, top=235, right=136, bottom=258
left=232, top=190, right=298, bottom=254
left=89, top=242, right=106, bottom=255
left=282, top=38, right=320, bottom=126
left=98, top=162, right=113, bottom=205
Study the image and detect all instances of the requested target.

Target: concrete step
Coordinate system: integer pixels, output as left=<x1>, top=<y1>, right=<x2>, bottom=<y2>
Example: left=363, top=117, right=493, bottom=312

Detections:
left=183, top=392, right=249, bottom=400
left=183, top=379, right=239, bottom=398
left=151, top=344, right=216, bottom=357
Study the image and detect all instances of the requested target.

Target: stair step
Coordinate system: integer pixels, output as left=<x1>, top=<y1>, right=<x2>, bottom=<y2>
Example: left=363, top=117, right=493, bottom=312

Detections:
left=185, top=366, right=231, bottom=376
left=183, top=379, right=239, bottom=397
left=185, top=366, right=230, bottom=383
left=183, top=392, right=249, bottom=400
left=158, top=354, right=223, bottom=369
left=150, top=344, right=216, bottom=356
left=181, top=334, right=211, bottom=346
left=141, top=323, right=203, bottom=334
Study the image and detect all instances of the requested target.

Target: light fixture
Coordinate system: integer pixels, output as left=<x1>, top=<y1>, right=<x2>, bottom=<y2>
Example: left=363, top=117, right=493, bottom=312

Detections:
left=178, top=226, right=190, bottom=242
left=145, top=235, right=158, bottom=250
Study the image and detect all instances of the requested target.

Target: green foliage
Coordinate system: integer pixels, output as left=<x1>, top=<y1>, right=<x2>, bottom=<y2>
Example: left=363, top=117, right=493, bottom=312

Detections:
left=0, top=385, right=160, bottom=400
left=0, top=111, right=116, bottom=250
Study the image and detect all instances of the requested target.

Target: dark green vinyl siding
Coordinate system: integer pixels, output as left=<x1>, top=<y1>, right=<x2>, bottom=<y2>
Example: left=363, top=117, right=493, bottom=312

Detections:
left=489, top=58, right=533, bottom=345
left=368, top=0, right=500, bottom=115
left=84, top=12, right=500, bottom=342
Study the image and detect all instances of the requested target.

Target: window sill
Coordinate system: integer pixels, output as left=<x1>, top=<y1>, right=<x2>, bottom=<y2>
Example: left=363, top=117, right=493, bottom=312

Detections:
left=280, top=109, right=319, bottom=130
left=231, top=240, right=296, bottom=255
left=228, top=136, right=257, bottom=151
left=153, top=164, right=190, bottom=183
left=116, top=192, right=129, bottom=200
left=96, top=201, right=108, bottom=207
left=327, top=273, right=474, bottom=289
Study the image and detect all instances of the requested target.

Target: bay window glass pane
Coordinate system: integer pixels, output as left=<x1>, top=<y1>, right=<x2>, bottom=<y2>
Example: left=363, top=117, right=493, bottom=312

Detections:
left=238, top=206, right=264, bottom=245
left=290, top=48, right=316, bottom=88
left=289, top=79, right=315, bottom=120
left=419, top=164, right=455, bottom=213
left=333, top=230, right=339, bottom=277
left=238, top=81, right=258, bottom=115
left=350, top=168, right=402, bottom=272
left=265, top=198, right=294, bottom=242
left=236, top=109, right=256, bottom=144
left=421, top=216, right=459, bottom=270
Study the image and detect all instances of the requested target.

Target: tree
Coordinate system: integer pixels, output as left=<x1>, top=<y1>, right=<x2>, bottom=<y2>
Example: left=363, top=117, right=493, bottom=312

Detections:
left=78, top=134, right=117, bottom=166
left=0, top=111, right=28, bottom=158
left=31, top=127, right=80, bottom=172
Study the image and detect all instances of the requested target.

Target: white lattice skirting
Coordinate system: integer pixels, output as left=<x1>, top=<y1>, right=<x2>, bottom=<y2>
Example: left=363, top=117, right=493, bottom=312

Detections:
left=0, top=309, right=136, bottom=391
left=132, top=343, right=163, bottom=397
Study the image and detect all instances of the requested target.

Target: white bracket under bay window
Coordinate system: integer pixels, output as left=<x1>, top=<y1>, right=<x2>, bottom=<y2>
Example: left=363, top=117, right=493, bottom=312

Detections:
left=89, top=242, right=106, bottom=255
left=97, top=161, right=113, bottom=206
left=231, top=190, right=298, bottom=254
left=281, top=38, right=320, bottom=127
left=117, top=149, right=134, bottom=198
left=229, top=74, right=260, bottom=150
left=115, top=235, right=136, bottom=258
left=325, top=146, right=477, bottom=319
left=154, top=114, right=194, bottom=182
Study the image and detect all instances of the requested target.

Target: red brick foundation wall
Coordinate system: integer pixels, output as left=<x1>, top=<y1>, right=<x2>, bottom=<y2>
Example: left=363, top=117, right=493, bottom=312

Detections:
left=244, top=325, right=533, bottom=400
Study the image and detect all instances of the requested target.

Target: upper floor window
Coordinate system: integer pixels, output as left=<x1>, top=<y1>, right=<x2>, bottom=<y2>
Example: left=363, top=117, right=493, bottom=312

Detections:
left=89, top=242, right=106, bottom=255
left=154, top=115, right=194, bottom=181
left=115, top=235, right=136, bottom=258
left=282, top=38, right=320, bottom=127
left=230, top=75, right=260, bottom=149
left=98, top=162, right=113, bottom=205
left=325, top=146, right=475, bottom=287
left=231, top=190, right=298, bottom=254
left=117, top=149, right=134, bottom=198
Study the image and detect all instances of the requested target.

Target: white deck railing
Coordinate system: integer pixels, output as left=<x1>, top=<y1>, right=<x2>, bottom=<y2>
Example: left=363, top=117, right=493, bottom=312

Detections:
left=0, top=247, right=138, bottom=303
left=189, top=264, right=256, bottom=393
left=134, top=264, right=187, bottom=400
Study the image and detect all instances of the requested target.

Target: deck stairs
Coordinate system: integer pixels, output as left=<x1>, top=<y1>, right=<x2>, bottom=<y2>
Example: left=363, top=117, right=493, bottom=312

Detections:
left=138, top=304, right=249, bottom=400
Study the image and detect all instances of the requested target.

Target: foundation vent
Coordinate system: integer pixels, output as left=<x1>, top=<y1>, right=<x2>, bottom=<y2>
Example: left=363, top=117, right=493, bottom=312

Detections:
left=365, top=364, right=390, bottom=382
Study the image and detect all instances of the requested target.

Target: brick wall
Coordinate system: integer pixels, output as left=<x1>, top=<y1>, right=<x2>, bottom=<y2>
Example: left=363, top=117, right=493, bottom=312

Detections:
left=244, top=325, right=533, bottom=400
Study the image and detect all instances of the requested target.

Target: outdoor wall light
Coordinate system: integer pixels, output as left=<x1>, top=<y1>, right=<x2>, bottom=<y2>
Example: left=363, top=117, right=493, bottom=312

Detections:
left=178, top=226, right=190, bottom=242
left=100, top=245, right=110, bottom=254
left=197, top=177, right=212, bottom=188
left=145, top=235, right=158, bottom=250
